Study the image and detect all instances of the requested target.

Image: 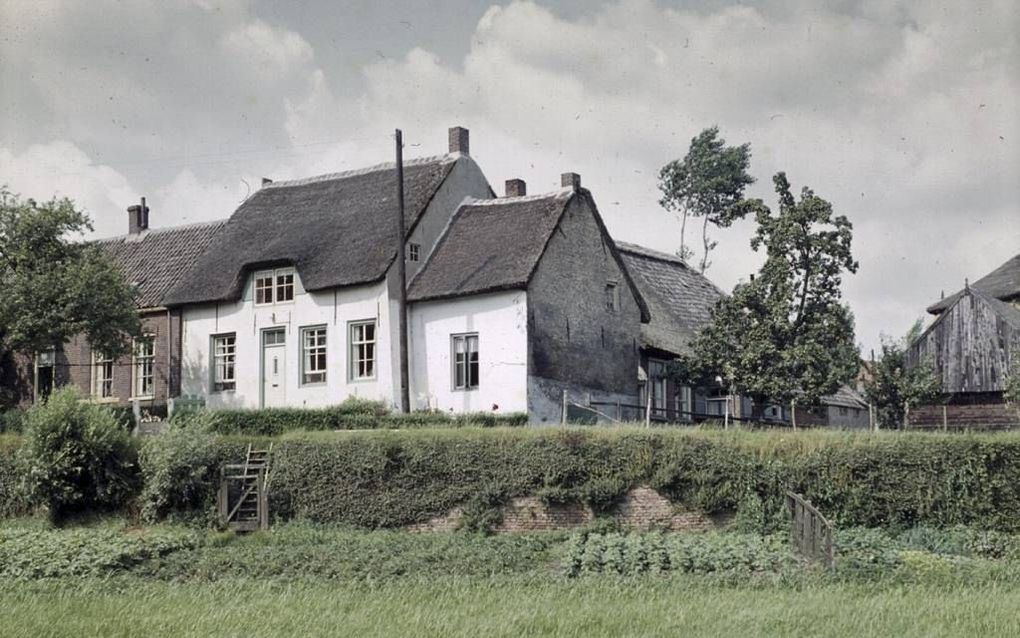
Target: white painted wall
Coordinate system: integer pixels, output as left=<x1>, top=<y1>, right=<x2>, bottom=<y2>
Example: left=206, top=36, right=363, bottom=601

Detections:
left=408, top=291, right=528, bottom=414
left=180, top=271, right=397, bottom=409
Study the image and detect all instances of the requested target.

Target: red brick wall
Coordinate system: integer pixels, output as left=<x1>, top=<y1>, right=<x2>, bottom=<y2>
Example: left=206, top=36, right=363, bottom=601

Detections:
left=406, top=486, right=730, bottom=533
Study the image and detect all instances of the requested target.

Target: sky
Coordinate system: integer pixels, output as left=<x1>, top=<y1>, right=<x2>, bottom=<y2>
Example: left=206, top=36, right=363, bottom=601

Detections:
left=1, top=0, right=1017, bottom=356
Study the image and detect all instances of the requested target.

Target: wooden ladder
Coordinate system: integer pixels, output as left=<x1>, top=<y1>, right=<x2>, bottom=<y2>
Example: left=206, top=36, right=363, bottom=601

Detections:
left=219, top=443, right=273, bottom=532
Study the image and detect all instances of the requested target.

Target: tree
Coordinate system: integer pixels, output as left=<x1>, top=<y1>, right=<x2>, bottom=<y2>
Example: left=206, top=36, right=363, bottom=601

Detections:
left=681, top=172, right=859, bottom=409
left=864, top=321, right=941, bottom=429
left=657, top=126, right=755, bottom=272
left=0, top=187, right=140, bottom=400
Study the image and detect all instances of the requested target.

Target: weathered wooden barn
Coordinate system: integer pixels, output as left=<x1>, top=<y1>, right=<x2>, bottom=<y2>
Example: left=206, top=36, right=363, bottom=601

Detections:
left=907, top=253, right=1020, bottom=429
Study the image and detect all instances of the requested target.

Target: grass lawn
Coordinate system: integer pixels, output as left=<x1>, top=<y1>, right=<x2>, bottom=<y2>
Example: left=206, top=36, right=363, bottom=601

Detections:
left=6, top=577, right=1020, bottom=638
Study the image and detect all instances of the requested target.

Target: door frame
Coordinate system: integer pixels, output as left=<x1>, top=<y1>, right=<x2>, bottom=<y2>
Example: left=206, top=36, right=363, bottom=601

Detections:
left=259, top=327, right=287, bottom=408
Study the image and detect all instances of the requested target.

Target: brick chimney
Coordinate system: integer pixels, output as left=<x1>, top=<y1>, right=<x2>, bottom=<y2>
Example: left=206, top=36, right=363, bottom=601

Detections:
left=505, top=178, right=526, bottom=197
left=561, top=172, right=581, bottom=191
left=448, top=126, right=469, bottom=155
left=127, top=197, right=149, bottom=235
left=261, top=177, right=273, bottom=187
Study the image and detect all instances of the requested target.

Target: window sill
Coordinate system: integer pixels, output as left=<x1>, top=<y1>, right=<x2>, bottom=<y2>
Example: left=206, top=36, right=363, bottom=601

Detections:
left=349, top=376, right=377, bottom=383
left=452, top=387, right=480, bottom=393
left=128, top=395, right=156, bottom=402
left=91, top=397, right=119, bottom=404
left=211, top=388, right=236, bottom=394
left=300, top=382, right=327, bottom=388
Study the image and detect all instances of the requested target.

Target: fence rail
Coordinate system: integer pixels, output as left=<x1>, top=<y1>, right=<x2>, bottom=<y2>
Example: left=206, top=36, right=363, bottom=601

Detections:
left=786, top=491, right=834, bottom=568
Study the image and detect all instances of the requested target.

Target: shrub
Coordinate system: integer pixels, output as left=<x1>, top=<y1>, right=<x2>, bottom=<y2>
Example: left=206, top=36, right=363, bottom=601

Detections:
left=0, top=409, right=25, bottom=434
left=16, top=388, right=138, bottom=521
left=0, top=436, right=24, bottom=518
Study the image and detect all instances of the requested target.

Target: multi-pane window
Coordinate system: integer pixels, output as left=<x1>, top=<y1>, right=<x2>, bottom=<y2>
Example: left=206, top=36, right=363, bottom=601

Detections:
left=301, top=326, right=327, bottom=384
left=132, top=336, right=155, bottom=398
left=254, top=268, right=295, bottom=305
left=92, top=352, right=114, bottom=399
left=452, top=334, right=479, bottom=390
left=605, top=281, right=619, bottom=312
left=648, top=359, right=666, bottom=415
left=408, top=243, right=421, bottom=262
left=350, top=320, right=376, bottom=380
left=212, top=334, right=236, bottom=391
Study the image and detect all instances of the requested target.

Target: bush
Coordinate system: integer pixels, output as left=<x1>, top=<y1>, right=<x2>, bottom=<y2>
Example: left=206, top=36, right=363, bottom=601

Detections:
left=0, top=409, right=25, bottom=434
left=170, top=404, right=528, bottom=436
left=0, top=436, right=24, bottom=518
left=16, top=388, right=138, bottom=521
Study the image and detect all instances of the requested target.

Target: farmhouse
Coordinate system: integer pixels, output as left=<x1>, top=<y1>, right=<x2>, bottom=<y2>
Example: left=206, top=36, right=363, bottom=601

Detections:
left=7, top=203, right=225, bottom=413
left=907, top=253, right=1020, bottom=428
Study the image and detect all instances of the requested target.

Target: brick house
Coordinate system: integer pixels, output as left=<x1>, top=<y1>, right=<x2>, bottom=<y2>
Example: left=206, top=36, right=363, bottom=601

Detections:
left=15, top=203, right=224, bottom=413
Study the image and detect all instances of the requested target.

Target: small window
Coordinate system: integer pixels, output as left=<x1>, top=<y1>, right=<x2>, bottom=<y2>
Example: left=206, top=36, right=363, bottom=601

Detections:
left=605, top=281, right=619, bottom=312
left=212, top=333, right=236, bottom=392
left=452, top=333, right=479, bottom=390
left=301, top=326, right=327, bottom=385
left=254, top=268, right=295, bottom=305
left=92, top=352, right=114, bottom=399
left=408, top=243, right=421, bottom=262
left=132, top=336, right=155, bottom=398
left=350, top=320, right=376, bottom=380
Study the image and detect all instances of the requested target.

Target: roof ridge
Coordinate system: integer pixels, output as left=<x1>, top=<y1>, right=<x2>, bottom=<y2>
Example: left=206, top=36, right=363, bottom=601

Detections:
left=461, top=188, right=573, bottom=206
left=262, top=154, right=455, bottom=190
left=616, top=241, right=691, bottom=267
left=94, top=218, right=229, bottom=243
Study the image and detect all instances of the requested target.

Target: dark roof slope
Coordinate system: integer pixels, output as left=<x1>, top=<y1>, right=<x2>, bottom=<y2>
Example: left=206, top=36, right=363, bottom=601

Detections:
left=407, top=189, right=649, bottom=321
left=96, top=220, right=227, bottom=309
left=164, top=155, right=458, bottom=306
left=617, top=242, right=725, bottom=355
left=928, top=253, right=1020, bottom=314
left=821, top=385, right=868, bottom=409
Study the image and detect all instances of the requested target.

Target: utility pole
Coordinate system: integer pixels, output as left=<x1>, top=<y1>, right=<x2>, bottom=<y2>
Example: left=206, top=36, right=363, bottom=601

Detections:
left=395, top=129, right=410, bottom=413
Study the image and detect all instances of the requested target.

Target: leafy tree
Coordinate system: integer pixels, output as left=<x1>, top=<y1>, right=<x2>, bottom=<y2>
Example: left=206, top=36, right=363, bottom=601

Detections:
left=658, top=126, right=755, bottom=272
left=864, top=321, right=941, bottom=429
left=1006, top=367, right=1020, bottom=407
left=0, top=187, right=140, bottom=400
left=680, top=172, right=859, bottom=408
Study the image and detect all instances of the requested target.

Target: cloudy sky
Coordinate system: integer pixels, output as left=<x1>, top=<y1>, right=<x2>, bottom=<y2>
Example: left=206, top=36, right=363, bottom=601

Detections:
left=2, top=0, right=1017, bottom=355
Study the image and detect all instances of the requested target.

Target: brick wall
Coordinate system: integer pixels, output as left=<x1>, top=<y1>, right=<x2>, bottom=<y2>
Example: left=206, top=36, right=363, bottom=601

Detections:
left=909, top=398, right=1020, bottom=430
left=405, top=486, right=730, bottom=533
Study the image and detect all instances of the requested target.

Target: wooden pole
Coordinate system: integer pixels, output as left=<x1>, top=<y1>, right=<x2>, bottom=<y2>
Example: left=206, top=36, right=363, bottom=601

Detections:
left=561, top=389, right=568, bottom=426
left=903, top=401, right=910, bottom=429
left=869, top=403, right=876, bottom=432
left=645, top=389, right=652, bottom=428
left=791, top=400, right=797, bottom=431
left=394, top=130, right=410, bottom=414
left=942, top=405, right=948, bottom=431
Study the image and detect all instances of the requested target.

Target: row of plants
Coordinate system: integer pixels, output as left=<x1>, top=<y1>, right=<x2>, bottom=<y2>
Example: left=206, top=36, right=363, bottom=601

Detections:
left=7, top=387, right=1020, bottom=533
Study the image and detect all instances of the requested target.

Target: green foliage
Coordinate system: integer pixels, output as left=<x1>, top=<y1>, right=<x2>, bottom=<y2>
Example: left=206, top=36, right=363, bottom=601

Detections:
left=865, top=322, right=942, bottom=428
left=565, top=531, right=795, bottom=577
left=137, top=416, right=244, bottom=524
left=689, top=172, right=859, bottom=406
left=0, top=522, right=198, bottom=579
left=658, top=126, right=755, bottom=270
left=0, top=187, right=140, bottom=390
left=0, top=408, right=25, bottom=434
left=170, top=404, right=527, bottom=436
left=1004, top=366, right=1020, bottom=406
left=134, top=427, right=1020, bottom=533
left=16, top=388, right=138, bottom=521
left=0, top=436, right=24, bottom=518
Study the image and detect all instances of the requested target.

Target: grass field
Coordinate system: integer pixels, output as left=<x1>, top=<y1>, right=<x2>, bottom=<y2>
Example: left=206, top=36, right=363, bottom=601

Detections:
left=5, top=518, right=1020, bottom=637
left=7, top=577, right=1020, bottom=638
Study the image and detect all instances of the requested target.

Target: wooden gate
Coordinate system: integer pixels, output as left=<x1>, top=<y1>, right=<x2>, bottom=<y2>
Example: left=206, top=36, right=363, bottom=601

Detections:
left=218, top=444, right=272, bottom=532
left=786, top=491, right=834, bottom=568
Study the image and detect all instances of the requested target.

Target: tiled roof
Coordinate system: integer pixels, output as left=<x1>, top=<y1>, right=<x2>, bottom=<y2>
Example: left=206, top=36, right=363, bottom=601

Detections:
left=164, top=155, right=459, bottom=306
left=928, top=253, right=1020, bottom=314
left=617, top=242, right=725, bottom=355
left=821, top=385, right=869, bottom=409
left=95, top=220, right=227, bottom=309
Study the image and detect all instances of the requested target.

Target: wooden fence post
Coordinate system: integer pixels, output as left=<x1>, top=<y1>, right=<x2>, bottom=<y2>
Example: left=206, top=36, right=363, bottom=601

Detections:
left=644, top=390, right=652, bottom=428
left=561, top=390, right=568, bottom=426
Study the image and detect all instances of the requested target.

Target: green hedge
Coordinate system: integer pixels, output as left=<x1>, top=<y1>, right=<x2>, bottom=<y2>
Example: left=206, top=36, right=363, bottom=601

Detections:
left=138, top=429, right=1020, bottom=533
left=0, top=436, right=24, bottom=518
left=176, top=407, right=529, bottom=436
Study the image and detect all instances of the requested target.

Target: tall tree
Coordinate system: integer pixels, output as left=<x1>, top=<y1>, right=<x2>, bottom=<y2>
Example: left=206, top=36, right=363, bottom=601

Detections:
left=0, top=188, right=140, bottom=401
left=682, top=173, right=859, bottom=408
left=864, top=321, right=941, bottom=429
left=658, top=126, right=755, bottom=272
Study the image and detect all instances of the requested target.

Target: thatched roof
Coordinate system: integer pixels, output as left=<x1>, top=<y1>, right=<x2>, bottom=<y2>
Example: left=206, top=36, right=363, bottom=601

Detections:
left=928, top=253, right=1020, bottom=314
left=164, top=155, right=458, bottom=306
left=616, top=242, right=725, bottom=356
left=96, top=220, right=227, bottom=309
left=406, top=189, right=650, bottom=322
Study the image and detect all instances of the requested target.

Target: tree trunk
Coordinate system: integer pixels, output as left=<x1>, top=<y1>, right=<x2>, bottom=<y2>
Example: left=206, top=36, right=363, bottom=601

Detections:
left=679, top=210, right=688, bottom=261
left=699, top=215, right=711, bottom=273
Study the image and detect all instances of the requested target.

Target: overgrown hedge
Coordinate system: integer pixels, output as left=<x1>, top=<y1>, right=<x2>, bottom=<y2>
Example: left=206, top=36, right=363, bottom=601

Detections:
left=0, top=436, right=24, bottom=518
left=175, top=407, right=528, bottom=436
left=134, top=429, right=1020, bottom=533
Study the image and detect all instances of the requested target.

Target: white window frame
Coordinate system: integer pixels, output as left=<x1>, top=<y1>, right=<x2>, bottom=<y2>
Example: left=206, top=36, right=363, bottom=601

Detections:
left=212, top=333, right=236, bottom=392
left=131, top=335, right=156, bottom=398
left=349, top=320, right=377, bottom=381
left=452, top=333, right=479, bottom=390
left=92, top=351, right=114, bottom=400
left=254, top=267, right=295, bottom=306
left=408, top=242, right=421, bottom=262
left=300, top=325, right=327, bottom=385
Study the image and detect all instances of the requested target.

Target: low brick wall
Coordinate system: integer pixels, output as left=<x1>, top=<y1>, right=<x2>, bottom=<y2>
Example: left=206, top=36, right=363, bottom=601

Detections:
left=405, top=486, right=729, bottom=533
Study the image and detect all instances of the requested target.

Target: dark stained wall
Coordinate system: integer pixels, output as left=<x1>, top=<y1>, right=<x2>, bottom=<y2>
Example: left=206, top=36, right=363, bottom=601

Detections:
left=908, top=291, right=1019, bottom=394
left=526, top=194, right=641, bottom=395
